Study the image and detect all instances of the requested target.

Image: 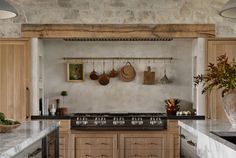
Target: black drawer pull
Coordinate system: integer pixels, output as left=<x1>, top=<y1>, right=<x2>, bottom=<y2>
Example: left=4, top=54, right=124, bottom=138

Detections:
left=179, top=134, right=186, bottom=139
left=133, top=154, right=142, bottom=157
left=85, top=142, right=92, bottom=145
left=187, top=140, right=196, bottom=147
left=85, top=154, right=92, bottom=157
left=28, top=148, right=42, bottom=158
left=101, top=154, right=108, bottom=157
left=100, top=142, right=108, bottom=145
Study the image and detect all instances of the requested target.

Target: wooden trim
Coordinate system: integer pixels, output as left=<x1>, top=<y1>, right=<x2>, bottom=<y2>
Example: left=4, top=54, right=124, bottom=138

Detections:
left=21, top=24, right=215, bottom=38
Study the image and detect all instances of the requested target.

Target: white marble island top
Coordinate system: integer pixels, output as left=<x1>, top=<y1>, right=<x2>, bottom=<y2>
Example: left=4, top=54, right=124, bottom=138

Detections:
left=0, top=120, right=59, bottom=158
left=179, top=120, right=236, bottom=158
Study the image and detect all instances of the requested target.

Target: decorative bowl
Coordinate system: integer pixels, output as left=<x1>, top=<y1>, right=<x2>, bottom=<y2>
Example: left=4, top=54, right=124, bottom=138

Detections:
left=0, top=123, right=21, bottom=133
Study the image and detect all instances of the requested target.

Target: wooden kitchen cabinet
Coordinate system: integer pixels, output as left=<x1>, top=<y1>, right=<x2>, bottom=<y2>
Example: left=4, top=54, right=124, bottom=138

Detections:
left=58, top=120, right=71, bottom=158
left=0, top=39, right=31, bottom=122
left=119, top=132, right=167, bottom=158
left=206, top=39, right=236, bottom=120
left=71, top=132, right=118, bottom=158
left=59, top=132, right=70, bottom=158
left=167, top=120, right=180, bottom=158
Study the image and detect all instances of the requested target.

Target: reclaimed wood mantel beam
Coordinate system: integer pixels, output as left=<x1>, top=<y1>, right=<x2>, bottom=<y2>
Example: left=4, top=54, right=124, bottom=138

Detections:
left=21, top=24, right=215, bottom=39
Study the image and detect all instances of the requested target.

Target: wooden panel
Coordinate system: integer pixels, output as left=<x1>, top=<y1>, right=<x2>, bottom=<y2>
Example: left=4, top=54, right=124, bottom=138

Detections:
left=0, top=39, right=30, bottom=122
left=125, top=149, right=162, bottom=158
left=76, top=149, right=113, bottom=158
left=120, top=133, right=166, bottom=158
left=72, top=133, right=118, bottom=158
left=21, top=24, right=215, bottom=38
left=124, top=137, right=163, bottom=150
left=59, top=132, right=70, bottom=158
left=206, top=39, right=236, bottom=120
left=59, top=120, right=71, bottom=132
left=75, top=137, right=113, bottom=150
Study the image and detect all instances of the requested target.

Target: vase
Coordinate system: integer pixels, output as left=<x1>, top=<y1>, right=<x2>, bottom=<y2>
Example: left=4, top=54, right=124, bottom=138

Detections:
left=222, top=89, right=236, bottom=126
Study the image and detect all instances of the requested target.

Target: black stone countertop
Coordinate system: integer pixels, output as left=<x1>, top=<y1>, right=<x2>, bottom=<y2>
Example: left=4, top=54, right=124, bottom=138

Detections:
left=32, top=114, right=205, bottom=120
left=167, top=115, right=205, bottom=120
left=31, top=115, right=72, bottom=120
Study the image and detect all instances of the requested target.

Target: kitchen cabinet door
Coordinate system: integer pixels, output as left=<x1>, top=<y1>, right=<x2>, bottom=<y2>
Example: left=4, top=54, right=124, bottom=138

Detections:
left=0, top=39, right=31, bottom=122
left=71, top=132, right=118, bottom=158
left=59, top=132, right=70, bottom=158
left=167, top=120, right=180, bottom=158
left=119, top=132, right=167, bottom=158
left=206, top=39, right=236, bottom=120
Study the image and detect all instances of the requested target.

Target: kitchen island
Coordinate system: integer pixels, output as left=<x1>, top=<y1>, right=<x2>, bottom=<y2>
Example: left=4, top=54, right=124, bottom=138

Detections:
left=0, top=120, right=59, bottom=158
left=178, top=120, right=236, bottom=158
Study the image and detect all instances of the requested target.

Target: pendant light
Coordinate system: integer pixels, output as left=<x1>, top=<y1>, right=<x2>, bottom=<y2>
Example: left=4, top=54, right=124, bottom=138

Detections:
left=219, top=0, right=236, bottom=18
left=0, top=0, right=17, bottom=19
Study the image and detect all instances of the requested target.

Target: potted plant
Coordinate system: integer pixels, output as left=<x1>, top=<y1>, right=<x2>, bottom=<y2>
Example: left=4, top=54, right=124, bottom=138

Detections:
left=61, top=91, right=68, bottom=107
left=194, top=54, right=236, bottom=125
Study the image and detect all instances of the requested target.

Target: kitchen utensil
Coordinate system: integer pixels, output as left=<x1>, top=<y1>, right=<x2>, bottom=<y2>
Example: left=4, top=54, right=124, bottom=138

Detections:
left=143, top=66, right=155, bottom=85
left=98, top=61, right=110, bottom=86
left=160, top=60, right=170, bottom=84
left=90, top=61, right=99, bottom=80
left=119, top=61, right=136, bottom=82
left=109, top=60, right=118, bottom=78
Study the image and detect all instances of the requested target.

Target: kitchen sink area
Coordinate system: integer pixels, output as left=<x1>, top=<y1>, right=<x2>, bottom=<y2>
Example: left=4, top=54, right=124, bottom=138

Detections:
left=211, top=131, right=236, bottom=145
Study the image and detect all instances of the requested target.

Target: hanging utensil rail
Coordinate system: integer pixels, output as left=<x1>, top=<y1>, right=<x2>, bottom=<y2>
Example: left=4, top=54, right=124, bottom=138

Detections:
left=63, top=57, right=173, bottom=61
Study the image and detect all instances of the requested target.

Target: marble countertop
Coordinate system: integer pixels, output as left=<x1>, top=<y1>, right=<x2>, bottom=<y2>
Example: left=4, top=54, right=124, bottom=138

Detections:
left=179, top=120, right=236, bottom=157
left=0, top=120, right=59, bottom=158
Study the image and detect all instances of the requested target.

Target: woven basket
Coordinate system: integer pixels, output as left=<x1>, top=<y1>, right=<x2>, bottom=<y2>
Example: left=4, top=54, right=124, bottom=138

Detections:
left=0, top=123, right=21, bottom=133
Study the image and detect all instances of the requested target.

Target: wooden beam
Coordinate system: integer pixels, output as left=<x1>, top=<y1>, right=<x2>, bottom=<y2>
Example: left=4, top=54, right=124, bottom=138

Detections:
left=21, top=24, right=215, bottom=39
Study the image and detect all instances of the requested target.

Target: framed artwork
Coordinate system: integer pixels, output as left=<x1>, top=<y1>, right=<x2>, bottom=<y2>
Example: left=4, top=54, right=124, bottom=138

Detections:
left=67, top=62, right=84, bottom=82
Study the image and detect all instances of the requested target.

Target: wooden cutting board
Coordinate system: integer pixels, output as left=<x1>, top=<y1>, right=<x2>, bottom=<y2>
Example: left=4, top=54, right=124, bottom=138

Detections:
left=143, top=66, right=155, bottom=85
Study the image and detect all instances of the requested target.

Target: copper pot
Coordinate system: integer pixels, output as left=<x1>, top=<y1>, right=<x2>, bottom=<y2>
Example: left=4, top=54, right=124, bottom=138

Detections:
left=98, top=72, right=110, bottom=86
left=90, top=61, right=99, bottom=80
left=98, top=61, right=110, bottom=86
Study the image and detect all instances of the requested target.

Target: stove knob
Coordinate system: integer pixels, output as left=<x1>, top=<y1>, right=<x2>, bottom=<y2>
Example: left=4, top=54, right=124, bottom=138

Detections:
left=131, top=117, right=137, bottom=125
left=138, top=117, right=143, bottom=125
left=82, top=117, right=88, bottom=125
left=113, top=117, right=118, bottom=125
left=76, top=117, right=82, bottom=125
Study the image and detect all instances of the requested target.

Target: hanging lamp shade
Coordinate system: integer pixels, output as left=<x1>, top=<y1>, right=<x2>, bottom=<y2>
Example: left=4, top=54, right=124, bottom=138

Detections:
left=219, top=0, right=236, bottom=18
left=0, top=0, right=17, bottom=19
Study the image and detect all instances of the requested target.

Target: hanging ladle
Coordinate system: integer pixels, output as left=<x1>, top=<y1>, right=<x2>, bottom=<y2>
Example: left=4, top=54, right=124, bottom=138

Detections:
left=109, top=60, right=118, bottom=78
left=160, top=60, right=170, bottom=84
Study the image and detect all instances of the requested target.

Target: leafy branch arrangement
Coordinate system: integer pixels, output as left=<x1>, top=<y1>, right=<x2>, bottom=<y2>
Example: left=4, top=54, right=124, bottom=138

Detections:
left=194, top=54, right=236, bottom=97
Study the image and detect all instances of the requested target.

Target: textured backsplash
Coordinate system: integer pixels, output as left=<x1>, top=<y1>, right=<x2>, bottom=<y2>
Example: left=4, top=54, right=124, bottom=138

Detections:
left=42, top=39, right=193, bottom=113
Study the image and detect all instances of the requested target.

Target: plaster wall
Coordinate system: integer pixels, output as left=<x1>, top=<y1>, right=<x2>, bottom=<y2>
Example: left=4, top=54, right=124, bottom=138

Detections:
left=0, top=0, right=235, bottom=37
left=43, top=39, right=193, bottom=113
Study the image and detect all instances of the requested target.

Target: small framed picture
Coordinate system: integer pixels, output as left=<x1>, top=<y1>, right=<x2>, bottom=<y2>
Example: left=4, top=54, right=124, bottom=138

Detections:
left=67, top=62, right=84, bottom=82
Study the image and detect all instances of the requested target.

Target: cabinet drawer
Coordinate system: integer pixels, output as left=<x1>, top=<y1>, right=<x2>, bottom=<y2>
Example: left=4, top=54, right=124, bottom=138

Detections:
left=125, top=150, right=162, bottom=158
left=76, top=138, right=113, bottom=149
left=125, top=138, right=163, bottom=150
left=75, top=149, right=113, bottom=158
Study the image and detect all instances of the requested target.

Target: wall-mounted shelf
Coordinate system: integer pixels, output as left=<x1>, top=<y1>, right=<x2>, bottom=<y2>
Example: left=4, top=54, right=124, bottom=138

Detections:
left=63, top=57, right=173, bottom=61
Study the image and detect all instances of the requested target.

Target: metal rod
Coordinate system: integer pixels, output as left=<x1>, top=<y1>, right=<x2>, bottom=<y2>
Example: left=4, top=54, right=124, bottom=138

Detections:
left=63, top=57, right=173, bottom=60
